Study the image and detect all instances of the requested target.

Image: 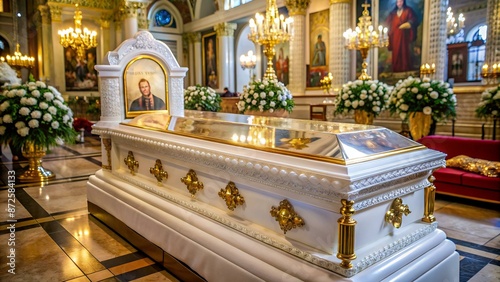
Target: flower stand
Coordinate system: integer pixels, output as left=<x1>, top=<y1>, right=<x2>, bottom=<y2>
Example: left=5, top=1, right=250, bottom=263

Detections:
left=354, top=110, right=374, bottom=125
left=409, top=112, right=433, bottom=140
left=18, top=142, right=55, bottom=182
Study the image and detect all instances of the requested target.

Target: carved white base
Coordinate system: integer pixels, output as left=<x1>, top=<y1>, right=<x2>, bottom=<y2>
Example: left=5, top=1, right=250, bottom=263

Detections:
left=88, top=169, right=459, bottom=281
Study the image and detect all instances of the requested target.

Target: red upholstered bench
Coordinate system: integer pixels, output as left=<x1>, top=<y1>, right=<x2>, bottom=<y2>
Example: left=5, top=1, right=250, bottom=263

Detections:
left=418, top=135, right=500, bottom=204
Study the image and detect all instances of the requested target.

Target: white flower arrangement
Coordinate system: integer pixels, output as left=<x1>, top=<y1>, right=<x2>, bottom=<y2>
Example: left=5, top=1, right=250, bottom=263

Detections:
left=333, top=79, right=392, bottom=117
left=0, top=80, right=76, bottom=152
left=237, top=78, right=294, bottom=113
left=476, top=84, right=500, bottom=119
left=184, top=85, right=221, bottom=112
left=388, top=76, right=457, bottom=122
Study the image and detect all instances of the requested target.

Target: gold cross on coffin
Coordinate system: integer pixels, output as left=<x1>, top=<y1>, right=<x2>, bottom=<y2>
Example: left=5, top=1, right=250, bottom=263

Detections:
left=150, top=159, right=168, bottom=185
left=124, top=151, right=139, bottom=175
left=181, top=169, right=204, bottom=198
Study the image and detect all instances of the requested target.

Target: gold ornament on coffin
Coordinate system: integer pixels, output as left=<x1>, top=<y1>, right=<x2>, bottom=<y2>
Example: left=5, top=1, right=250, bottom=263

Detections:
left=270, top=199, right=305, bottom=234
left=18, top=141, right=55, bottom=183
left=150, top=159, right=168, bottom=185
left=385, top=198, right=411, bottom=228
left=181, top=169, right=204, bottom=198
left=408, top=112, right=432, bottom=140
left=337, top=199, right=357, bottom=269
left=124, top=151, right=139, bottom=175
left=354, top=110, right=374, bottom=125
left=422, top=174, right=437, bottom=223
left=218, top=181, right=245, bottom=211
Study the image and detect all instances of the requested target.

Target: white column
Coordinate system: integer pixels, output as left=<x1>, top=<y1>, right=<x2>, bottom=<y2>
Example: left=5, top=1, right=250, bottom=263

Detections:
left=286, top=0, right=310, bottom=95
left=427, top=0, right=448, bottom=81
left=47, top=3, right=64, bottom=89
left=330, top=0, right=351, bottom=89
left=99, top=16, right=111, bottom=64
left=215, top=23, right=237, bottom=92
left=38, top=5, right=54, bottom=83
left=194, top=35, right=203, bottom=86
left=137, top=3, right=148, bottom=31
left=123, top=3, right=138, bottom=39
left=485, top=0, right=500, bottom=66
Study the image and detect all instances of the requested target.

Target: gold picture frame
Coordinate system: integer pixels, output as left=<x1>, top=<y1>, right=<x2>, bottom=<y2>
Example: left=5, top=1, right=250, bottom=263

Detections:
left=202, top=32, right=218, bottom=89
left=124, top=55, right=168, bottom=119
left=308, top=9, right=329, bottom=88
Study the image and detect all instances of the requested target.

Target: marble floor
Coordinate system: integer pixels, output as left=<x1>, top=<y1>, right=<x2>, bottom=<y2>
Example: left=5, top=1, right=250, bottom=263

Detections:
left=0, top=135, right=499, bottom=281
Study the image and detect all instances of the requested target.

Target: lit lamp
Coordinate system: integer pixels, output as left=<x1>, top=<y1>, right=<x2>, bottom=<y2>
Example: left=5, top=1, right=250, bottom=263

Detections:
left=481, top=63, right=500, bottom=84
left=343, top=2, right=388, bottom=80
left=420, top=63, right=436, bottom=78
left=248, top=0, right=292, bottom=80
left=240, top=50, right=257, bottom=81
left=446, top=7, right=465, bottom=37
left=58, top=4, right=97, bottom=60
left=0, top=43, right=35, bottom=77
left=320, top=72, right=334, bottom=104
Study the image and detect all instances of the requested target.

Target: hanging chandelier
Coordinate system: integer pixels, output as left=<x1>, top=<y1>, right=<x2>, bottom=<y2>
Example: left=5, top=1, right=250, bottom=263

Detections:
left=446, top=7, right=465, bottom=36
left=0, top=43, right=35, bottom=69
left=248, top=0, right=292, bottom=80
left=343, top=2, right=388, bottom=80
left=58, top=4, right=97, bottom=60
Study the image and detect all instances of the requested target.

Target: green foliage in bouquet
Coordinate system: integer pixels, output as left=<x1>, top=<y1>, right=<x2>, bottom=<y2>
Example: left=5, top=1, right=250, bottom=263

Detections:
left=334, top=79, right=392, bottom=117
left=388, top=76, right=457, bottom=122
left=476, top=84, right=500, bottom=119
left=0, top=81, right=77, bottom=152
left=237, top=78, right=294, bottom=113
left=184, top=85, right=221, bottom=112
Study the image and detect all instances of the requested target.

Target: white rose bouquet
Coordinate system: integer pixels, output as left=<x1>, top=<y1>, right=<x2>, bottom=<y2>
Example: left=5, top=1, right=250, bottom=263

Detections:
left=388, top=76, right=457, bottom=122
left=184, top=85, right=221, bottom=112
left=333, top=79, right=392, bottom=117
left=0, top=80, right=77, bottom=153
left=475, top=84, right=500, bottom=119
left=237, top=78, right=294, bottom=114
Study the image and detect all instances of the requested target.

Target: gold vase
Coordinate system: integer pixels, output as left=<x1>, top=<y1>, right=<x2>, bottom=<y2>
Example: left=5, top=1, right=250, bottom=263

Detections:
left=409, top=112, right=433, bottom=140
left=19, top=141, right=55, bottom=183
left=354, top=110, right=374, bottom=125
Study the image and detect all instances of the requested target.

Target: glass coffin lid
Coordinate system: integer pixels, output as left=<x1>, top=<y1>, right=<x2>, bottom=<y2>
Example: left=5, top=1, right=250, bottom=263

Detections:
left=125, top=111, right=424, bottom=164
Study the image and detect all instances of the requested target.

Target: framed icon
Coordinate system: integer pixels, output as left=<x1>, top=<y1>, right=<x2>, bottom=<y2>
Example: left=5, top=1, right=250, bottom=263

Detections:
left=124, top=55, right=168, bottom=118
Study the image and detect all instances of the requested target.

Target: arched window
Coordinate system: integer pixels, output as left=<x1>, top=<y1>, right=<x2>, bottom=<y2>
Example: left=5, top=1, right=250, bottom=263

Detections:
left=467, top=25, right=487, bottom=81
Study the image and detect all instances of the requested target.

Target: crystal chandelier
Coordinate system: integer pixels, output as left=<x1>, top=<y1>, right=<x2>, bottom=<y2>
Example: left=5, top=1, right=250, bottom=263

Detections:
left=58, top=4, right=97, bottom=60
left=248, top=0, right=292, bottom=80
left=343, top=2, right=388, bottom=80
left=446, top=7, right=465, bottom=36
left=240, top=50, right=257, bottom=80
left=0, top=43, right=35, bottom=77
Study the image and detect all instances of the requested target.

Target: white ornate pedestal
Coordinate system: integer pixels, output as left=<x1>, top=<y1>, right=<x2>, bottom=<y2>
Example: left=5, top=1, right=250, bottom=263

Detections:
left=88, top=32, right=459, bottom=281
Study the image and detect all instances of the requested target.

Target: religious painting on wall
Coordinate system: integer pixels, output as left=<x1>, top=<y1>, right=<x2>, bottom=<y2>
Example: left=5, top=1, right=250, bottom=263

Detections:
left=63, top=47, right=98, bottom=91
left=377, top=0, right=424, bottom=84
left=124, top=55, right=168, bottom=119
left=202, top=32, right=218, bottom=89
left=273, top=42, right=290, bottom=86
left=308, top=9, right=329, bottom=88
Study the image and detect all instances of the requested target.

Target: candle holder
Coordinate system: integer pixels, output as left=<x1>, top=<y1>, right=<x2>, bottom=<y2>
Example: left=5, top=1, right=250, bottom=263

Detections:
left=320, top=72, right=334, bottom=104
left=0, top=43, right=35, bottom=78
left=481, top=63, right=500, bottom=84
left=240, top=50, right=257, bottom=81
left=248, top=0, right=292, bottom=80
left=343, top=2, right=388, bottom=80
left=420, top=63, right=436, bottom=79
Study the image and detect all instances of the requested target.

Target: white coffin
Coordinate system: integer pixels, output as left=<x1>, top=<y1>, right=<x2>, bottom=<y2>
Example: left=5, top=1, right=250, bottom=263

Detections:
left=89, top=31, right=458, bottom=281
left=88, top=111, right=459, bottom=281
